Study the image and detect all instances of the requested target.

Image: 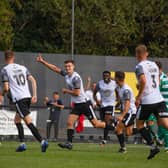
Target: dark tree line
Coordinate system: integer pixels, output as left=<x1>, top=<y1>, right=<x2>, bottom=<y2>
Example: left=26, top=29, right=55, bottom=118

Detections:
left=0, top=0, right=168, bottom=57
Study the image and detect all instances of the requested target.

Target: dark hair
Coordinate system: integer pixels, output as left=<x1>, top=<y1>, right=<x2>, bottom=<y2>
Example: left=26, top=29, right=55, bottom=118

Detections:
left=64, top=59, right=75, bottom=65
left=53, top=91, right=59, bottom=95
left=4, top=50, right=14, bottom=60
left=103, top=70, right=111, bottom=75
left=155, top=61, right=162, bottom=69
left=115, top=71, right=125, bottom=80
left=135, top=44, right=147, bottom=54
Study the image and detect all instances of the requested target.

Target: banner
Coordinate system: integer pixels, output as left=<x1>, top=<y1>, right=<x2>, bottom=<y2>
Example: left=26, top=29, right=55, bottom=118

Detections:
left=0, top=109, right=37, bottom=135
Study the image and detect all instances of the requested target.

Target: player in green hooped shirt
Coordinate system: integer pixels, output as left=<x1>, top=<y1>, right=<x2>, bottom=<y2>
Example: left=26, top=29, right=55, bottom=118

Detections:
left=147, top=61, right=168, bottom=152
left=156, top=61, right=168, bottom=152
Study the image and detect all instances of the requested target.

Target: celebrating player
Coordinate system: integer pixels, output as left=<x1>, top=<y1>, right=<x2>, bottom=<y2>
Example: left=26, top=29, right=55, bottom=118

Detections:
left=1, top=50, right=48, bottom=152
left=115, top=71, right=137, bottom=153
left=135, top=45, right=168, bottom=159
left=37, top=54, right=115, bottom=150
left=94, top=71, right=117, bottom=146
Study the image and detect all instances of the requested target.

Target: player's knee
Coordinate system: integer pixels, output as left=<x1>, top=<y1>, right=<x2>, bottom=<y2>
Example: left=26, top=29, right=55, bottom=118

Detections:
left=24, top=116, right=32, bottom=125
left=67, top=120, right=74, bottom=128
left=92, top=121, right=99, bottom=128
left=14, top=117, right=21, bottom=124
left=162, top=122, right=168, bottom=129
left=126, top=130, right=132, bottom=136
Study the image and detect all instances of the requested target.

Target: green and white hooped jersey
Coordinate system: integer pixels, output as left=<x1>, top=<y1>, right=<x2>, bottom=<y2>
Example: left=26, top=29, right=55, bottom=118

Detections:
left=160, top=72, right=168, bottom=110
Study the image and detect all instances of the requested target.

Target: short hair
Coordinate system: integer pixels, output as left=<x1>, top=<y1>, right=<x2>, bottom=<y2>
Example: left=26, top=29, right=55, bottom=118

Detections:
left=4, top=50, right=14, bottom=60
left=115, top=71, right=125, bottom=80
left=64, top=59, right=75, bottom=65
left=53, top=91, right=59, bottom=95
left=103, top=70, right=111, bottom=75
left=155, top=61, right=162, bottom=69
left=135, top=44, right=147, bottom=54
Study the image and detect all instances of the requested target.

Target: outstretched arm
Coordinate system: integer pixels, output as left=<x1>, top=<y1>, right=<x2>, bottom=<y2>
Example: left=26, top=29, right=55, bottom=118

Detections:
left=36, top=54, right=61, bottom=74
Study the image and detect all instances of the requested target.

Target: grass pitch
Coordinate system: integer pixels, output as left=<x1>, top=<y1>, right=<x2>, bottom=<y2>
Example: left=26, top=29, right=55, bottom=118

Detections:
left=0, top=142, right=167, bottom=168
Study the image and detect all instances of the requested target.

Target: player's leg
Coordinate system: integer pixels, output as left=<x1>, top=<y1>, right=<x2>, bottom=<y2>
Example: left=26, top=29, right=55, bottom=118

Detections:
left=116, top=121, right=126, bottom=153
left=158, top=118, right=168, bottom=129
left=163, top=129, right=168, bottom=152
left=85, top=102, right=115, bottom=130
left=15, top=113, right=24, bottom=142
left=155, top=101, right=168, bottom=150
left=158, top=125, right=168, bottom=151
left=24, top=115, right=42, bottom=142
left=125, top=125, right=133, bottom=136
left=54, top=121, right=59, bottom=140
left=46, top=120, right=52, bottom=140
left=16, top=98, right=48, bottom=152
left=146, top=115, right=160, bottom=144
left=136, top=105, right=160, bottom=159
left=14, top=113, right=26, bottom=152
left=157, top=101, right=168, bottom=129
left=102, top=113, right=113, bottom=144
left=67, top=114, right=79, bottom=143
left=58, top=114, right=79, bottom=150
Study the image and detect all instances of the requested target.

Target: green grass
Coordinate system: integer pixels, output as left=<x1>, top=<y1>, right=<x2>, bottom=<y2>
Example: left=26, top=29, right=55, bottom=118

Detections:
left=0, top=142, right=168, bottom=168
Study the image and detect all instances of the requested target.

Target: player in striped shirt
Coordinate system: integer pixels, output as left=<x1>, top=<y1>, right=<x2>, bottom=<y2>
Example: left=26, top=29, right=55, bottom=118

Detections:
left=155, top=61, right=168, bottom=152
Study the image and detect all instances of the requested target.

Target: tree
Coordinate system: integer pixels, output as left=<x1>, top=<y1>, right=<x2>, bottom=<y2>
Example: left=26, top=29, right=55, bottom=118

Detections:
left=7, top=0, right=168, bottom=57
left=0, top=0, right=14, bottom=50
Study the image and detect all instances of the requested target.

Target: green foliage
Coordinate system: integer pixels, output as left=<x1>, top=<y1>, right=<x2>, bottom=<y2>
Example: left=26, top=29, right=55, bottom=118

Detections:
left=1, top=0, right=168, bottom=57
left=0, top=0, right=14, bottom=50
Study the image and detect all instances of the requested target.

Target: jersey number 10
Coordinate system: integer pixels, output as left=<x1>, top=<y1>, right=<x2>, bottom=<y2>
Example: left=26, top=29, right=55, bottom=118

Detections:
left=13, top=74, right=26, bottom=86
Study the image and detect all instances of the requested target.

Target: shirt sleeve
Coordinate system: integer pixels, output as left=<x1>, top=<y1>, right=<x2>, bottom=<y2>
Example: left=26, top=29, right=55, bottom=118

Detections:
left=123, top=89, right=131, bottom=101
left=96, top=92, right=101, bottom=101
left=135, top=64, right=144, bottom=78
left=72, top=76, right=81, bottom=89
left=1, top=68, right=9, bottom=82
left=57, top=99, right=63, bottom=105
left=60, top=70, right=67, bottom=77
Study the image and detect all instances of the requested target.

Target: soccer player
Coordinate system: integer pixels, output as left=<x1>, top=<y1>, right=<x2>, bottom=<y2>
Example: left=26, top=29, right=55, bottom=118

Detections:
left=85, top=77, right=101, bottom=108
left=1, top=50, right=48, bottom=152
left=115, top=71, right=137, bottom=153
left=37, top=55, right=115, bottom=150
left=93, top=71, right=117, bottom=146
left=155, top=61, right=168, bottom=152
left=44, top=91, right=64, bottom=140
left=135, top=45, right=168, bottom=159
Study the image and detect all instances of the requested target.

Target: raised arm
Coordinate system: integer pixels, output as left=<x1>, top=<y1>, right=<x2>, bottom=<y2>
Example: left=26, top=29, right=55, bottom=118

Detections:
left=36, top=54, right=61, bottom=74
left=85, top=76, right=91, bottom=90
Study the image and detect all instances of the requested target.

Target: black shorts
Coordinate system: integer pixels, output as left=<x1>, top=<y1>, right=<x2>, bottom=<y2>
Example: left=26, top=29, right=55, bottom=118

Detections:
left=100, top=106, right=114, bottom=120
left=136, top=101, right=168, bottom=120
left=122, top=113, right=136, bottom=127
left=71, top=101, right=97, bottom=121
left=15, top=98, right=31, bottom=118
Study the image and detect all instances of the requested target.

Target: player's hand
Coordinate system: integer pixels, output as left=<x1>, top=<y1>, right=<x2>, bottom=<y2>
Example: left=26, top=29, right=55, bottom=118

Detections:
left=44, top=96, right=49, bottom=102
left=31, top=96, right=37, bottom=104
left=135, top=96, right=141, bottom=107
left=36, top=54, right=44, bottom=63
left=62, top=88, right=68, bottom=94
left=87, top=76, right=91, bottom=82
